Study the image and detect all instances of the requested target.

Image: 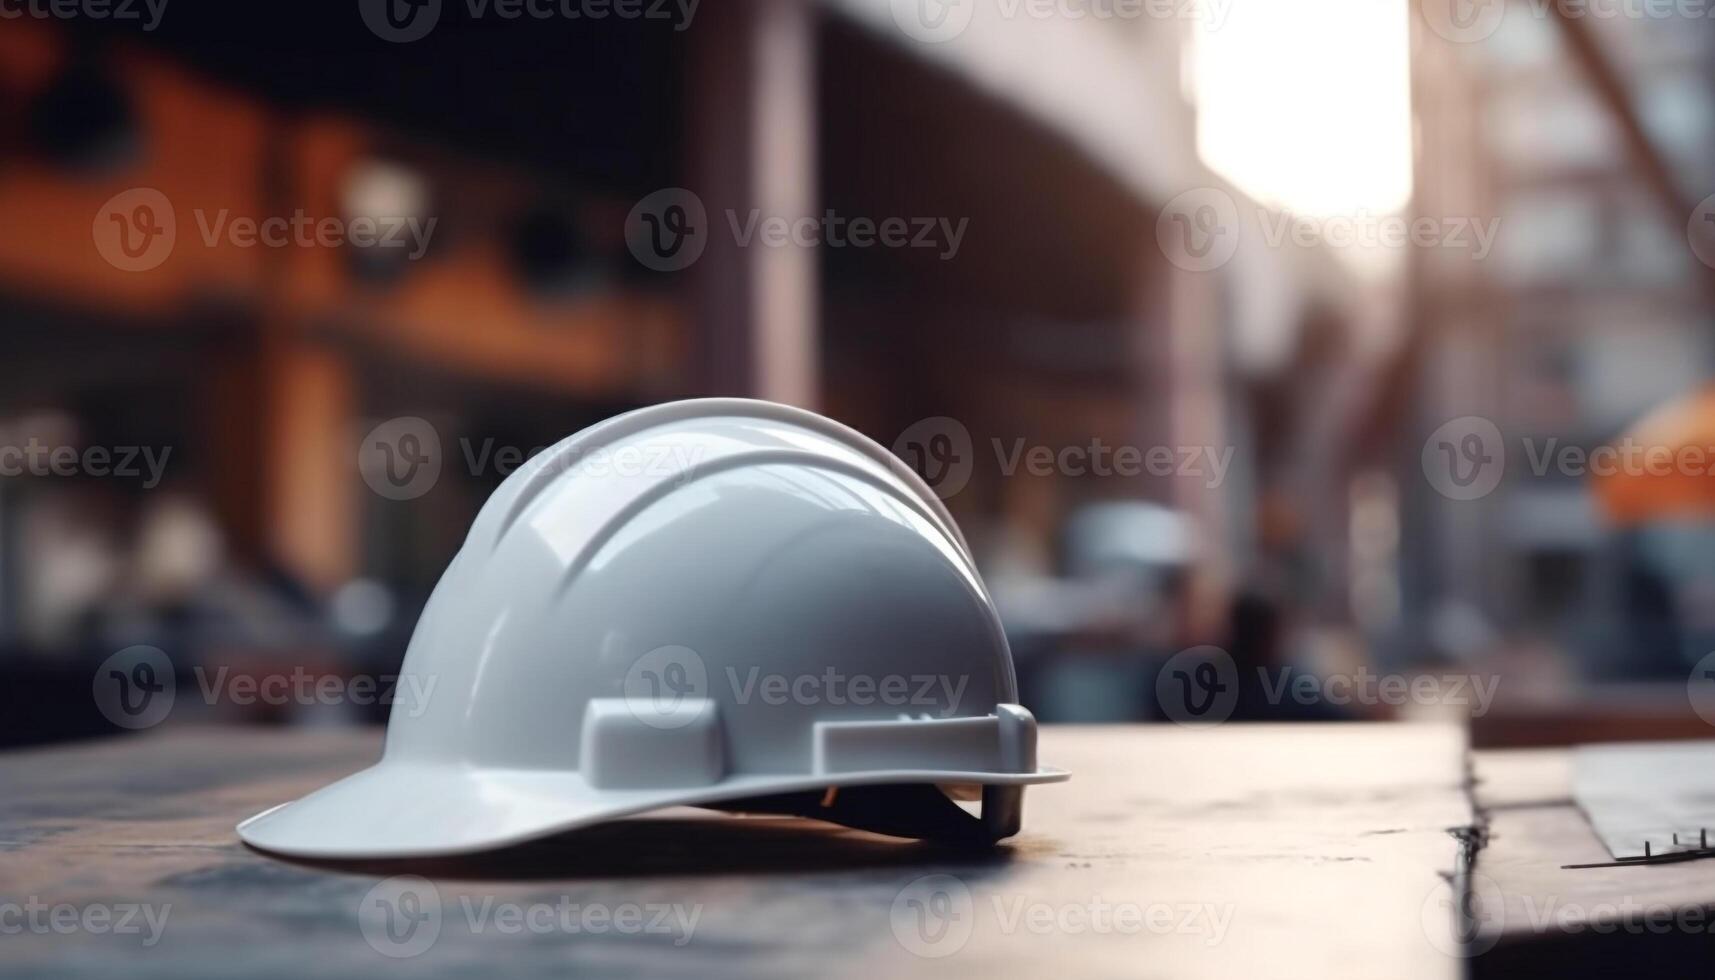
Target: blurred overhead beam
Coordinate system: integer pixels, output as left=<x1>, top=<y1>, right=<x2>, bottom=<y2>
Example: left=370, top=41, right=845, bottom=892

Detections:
left=1544, top=0, right=1715, bottom=272
left=822, top=0, right=1201, bottom=209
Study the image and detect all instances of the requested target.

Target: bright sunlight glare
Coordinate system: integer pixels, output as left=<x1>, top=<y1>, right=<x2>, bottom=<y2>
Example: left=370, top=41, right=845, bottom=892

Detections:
left=1192, top=0, right=1415, bottom=218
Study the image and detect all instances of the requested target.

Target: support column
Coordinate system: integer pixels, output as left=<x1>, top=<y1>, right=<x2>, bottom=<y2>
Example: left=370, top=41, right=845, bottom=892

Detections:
left=204, top=335, right=357, bottom=595
left=687, top=0, right=819, bottom=407
left=1134, top=260, right=1232, bottom=640
left=263, top=340, right=358, bottom=593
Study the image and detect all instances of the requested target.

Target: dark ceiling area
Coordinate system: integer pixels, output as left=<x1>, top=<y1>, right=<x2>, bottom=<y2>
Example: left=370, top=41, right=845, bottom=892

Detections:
left=50, top=1, right=683, bottom=191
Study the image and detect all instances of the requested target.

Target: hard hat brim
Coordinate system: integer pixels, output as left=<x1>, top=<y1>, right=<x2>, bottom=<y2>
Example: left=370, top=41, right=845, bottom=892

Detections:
left=236, top=760, right=1068, bottom=859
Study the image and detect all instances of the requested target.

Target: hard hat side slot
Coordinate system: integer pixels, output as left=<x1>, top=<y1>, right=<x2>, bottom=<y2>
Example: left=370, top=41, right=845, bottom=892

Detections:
left=811, top=704, right=1040, bottom=777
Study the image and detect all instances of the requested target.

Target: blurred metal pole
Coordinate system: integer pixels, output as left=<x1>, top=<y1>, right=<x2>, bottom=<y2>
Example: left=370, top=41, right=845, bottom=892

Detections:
left=1134, top=258, right=1232, bottom=641
left=687, top=0, right=820, bottom=408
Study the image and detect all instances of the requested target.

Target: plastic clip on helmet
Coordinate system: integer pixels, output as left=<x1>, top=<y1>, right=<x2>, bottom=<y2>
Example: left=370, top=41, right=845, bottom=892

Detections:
left=239, top=398, right=1067, bottom=858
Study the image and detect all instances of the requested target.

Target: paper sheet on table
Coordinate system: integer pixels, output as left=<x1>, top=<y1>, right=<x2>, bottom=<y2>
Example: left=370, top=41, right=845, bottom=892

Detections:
left=1573, top=741, right=1715, bottom=861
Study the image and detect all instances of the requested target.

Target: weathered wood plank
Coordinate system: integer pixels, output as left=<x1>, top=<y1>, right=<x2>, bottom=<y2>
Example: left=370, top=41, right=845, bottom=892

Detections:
left=1470, top=747, right=1715, bottom=975
left=1, top=724, right=1468, bottom=979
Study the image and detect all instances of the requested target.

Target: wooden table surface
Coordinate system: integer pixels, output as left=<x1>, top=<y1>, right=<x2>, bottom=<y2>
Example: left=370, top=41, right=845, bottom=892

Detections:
left=1469, top=747, right=1715, bottom=975
left=2, top=723, right=1473, bottom=979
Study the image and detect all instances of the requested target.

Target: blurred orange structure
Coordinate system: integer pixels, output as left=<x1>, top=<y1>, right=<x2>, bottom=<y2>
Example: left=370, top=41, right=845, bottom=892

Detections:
left=1593, top=385, right=1715, bottom=526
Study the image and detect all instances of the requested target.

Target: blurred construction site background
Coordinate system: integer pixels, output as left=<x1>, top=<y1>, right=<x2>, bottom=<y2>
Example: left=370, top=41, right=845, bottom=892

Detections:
left=5, top=0, right=1715, bottom=747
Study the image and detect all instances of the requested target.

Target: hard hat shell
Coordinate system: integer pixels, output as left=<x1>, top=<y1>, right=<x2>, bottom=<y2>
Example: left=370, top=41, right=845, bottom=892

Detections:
left=239, top=399, right=1065, bottom=858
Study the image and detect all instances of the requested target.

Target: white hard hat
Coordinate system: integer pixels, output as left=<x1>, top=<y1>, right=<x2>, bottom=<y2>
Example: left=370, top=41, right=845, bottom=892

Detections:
left=238, top=398, right=1066, bottom=857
